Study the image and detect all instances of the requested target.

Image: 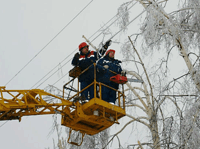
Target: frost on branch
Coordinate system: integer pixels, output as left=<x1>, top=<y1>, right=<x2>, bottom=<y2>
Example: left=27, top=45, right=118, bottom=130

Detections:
left=161, top=117, right=178, bottom=148
left=140, top=0, right=200, bottom=53
left=120, top=39, right=134, bottom=61
left=116, top=2, right=130, bottom=32
left=178, top=0, right=200, bottom=49
left=139, top=3, right=184, bottom=54
left=177, top=100, right=200, bottom=148
left=193, top=63, right=200, bottom=87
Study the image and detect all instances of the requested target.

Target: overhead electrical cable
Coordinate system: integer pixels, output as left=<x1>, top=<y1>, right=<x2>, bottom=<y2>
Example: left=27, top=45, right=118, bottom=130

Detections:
left=32, top=1, right=143, bottom=88
left=31, top=13, right=117, bottom=89
left=31, top=8, right=120, bottom=88
left=37, top=1, right=143, bottom=88
left=52, top=10, right=147, bottom=86
left=5, top=0, right=94, bottom=86
left=30, top=49, right=76, bottom=89
left=91, top=1, right=138, bottom=42
left=109, top=9, right=146, bottom=40
left=0, top=121, right=8, bottom=128
left=53, top=69, right=70, bottom=86
left=35, top=58, right=73, bottom=88
left=33, top=13, right=122, bottom=88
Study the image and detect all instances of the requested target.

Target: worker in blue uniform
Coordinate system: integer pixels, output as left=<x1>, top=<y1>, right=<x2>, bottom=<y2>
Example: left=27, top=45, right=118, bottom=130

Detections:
left=97, top=49, right=125, bottom=104
left=72, top=40, right=111, bottom=101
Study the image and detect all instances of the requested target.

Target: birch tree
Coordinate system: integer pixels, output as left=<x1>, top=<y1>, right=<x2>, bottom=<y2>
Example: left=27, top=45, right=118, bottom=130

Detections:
left=47, top=0, right=200, bottom=148
left=104, top=0, right=200, bottom=148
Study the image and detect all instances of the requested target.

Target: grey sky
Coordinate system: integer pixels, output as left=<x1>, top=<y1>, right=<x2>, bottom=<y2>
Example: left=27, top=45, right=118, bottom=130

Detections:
left=0, top=0, right=180, bottom=148
left=0, top=0, right=133, bottom=148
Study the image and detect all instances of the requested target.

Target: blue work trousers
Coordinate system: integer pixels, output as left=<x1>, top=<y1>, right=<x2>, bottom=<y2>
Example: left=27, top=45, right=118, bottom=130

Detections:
left=101, top=85, right=116, bottom=104
left=80, top=81, right=94, bottom=100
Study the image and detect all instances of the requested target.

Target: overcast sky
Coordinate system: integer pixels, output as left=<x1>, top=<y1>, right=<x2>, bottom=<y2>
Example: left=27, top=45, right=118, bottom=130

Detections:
left=0, top=1, right=135, bottom=149
left=0, top=0, right=180, bottom=149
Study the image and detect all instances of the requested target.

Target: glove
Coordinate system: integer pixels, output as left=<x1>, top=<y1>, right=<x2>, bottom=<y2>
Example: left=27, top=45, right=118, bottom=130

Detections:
left=105, top=40, right=112, bottom=47
left=121, top=70, right=126, bottom=76
left=103, top=65, right=109, bottom=69
left=103, top=40, right=112, bottom=49
left=74, top=52, right=80, bottom=59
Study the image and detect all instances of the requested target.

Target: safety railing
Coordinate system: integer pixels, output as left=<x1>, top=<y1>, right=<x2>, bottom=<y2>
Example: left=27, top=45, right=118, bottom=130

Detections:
left=63, top=63, right=125, bottom=109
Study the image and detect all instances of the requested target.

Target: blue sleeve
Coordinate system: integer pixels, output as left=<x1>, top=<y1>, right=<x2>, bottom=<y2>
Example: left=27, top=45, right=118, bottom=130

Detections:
left=97, top=58, right=106, bottom=72
left=79, top=58, right=95, bottom=70
left=96, top=47, right=108, bottom=59
left=118, top=65, right=122, bottom=74
left=72, top=56, right=79, bottom=66
left=109, top=60, right=122, bottom=74
left=115, top=60, right=122, bottom=74
left=79, top=59, right=89, bottom=69
left=97, top=58, right=104, bottom=66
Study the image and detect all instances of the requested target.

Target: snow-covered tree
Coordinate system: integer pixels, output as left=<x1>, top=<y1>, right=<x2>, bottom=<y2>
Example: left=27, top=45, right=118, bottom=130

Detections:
left=104, top=0, right=200, bottom=148
left=48, top=1, right=200, bottom=148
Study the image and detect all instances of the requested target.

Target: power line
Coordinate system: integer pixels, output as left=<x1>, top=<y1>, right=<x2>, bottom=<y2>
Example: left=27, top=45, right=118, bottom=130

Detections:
left=0, top=121, right=8, bottom=128
left=53, top=70, right=70, bottom=86
left=35, top=58, right=73, bottom=88
left=32, top=1, right=144, bottom=88
left=31, top=6, right=119, bottom=89
left=30, top=49, right=76, bottom=89
left=5, top=0, right=94, bottom=86
left=110, top=9, right=146, bottom=40
left=91, top=1, right=138, bottom=42
left=52, top=5, right=145, bottom=86
left=33, top=17, right=118, bottom=88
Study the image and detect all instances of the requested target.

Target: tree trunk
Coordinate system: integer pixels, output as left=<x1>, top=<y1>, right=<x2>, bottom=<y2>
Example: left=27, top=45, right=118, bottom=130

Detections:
left=150, top=112, right=161, bottom=149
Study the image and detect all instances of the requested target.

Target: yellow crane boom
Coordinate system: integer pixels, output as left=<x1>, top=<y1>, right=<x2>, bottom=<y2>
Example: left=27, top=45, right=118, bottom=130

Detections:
left=0, top=86, right=72, bottom=121
left=0, top=64, right=126, bottom=146
left=0, top=83, right=126, bottom=146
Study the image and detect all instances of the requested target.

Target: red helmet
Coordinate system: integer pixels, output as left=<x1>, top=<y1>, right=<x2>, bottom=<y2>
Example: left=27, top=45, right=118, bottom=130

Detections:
left=105, top=49, right=115, bottom=55
left=79, top=42, right=89, bottom=51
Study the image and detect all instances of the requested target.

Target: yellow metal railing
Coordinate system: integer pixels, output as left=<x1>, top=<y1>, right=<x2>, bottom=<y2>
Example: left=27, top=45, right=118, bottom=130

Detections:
left=63, top=63, right=126, bottom=109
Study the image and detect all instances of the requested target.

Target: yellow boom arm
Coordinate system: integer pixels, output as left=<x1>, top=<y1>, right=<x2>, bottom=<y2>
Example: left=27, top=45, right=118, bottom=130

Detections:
left=0, top=86, right=72, bottom=121
left=0, top=64, right=126, bottom=146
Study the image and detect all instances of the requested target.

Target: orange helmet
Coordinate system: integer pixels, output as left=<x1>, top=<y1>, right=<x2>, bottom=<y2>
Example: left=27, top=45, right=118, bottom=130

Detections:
left=79, top=42, right=89, bottom=51
left=105, top=49, right=115, bottom=55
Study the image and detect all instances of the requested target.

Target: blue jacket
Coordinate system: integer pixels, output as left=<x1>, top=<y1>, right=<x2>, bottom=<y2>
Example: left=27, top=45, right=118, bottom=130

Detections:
left=72, top=49, right=106, bottom=82
left=97, top=55, right=122, bottom=89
